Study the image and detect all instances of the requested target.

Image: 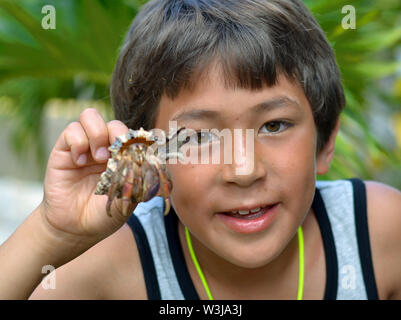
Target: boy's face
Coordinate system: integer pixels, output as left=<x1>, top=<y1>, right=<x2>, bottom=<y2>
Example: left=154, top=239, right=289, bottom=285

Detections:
left=155, top=67, right=331, bottom=268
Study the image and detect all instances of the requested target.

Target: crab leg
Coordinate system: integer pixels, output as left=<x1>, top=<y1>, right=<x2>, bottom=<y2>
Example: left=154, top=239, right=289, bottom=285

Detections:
left=132, top=162, right=143, bottom=201
left=141, top=161, right=160, bottom=203
left=121, top=161, right=135, bottom=216
left=106, top=159, right=125, bottom=217
left=152, top=160, right=172, bottom=216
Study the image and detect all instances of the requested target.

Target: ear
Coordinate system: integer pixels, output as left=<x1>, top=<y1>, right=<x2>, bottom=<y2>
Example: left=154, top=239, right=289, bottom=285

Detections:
left=316, top=118, right=341, bottom=175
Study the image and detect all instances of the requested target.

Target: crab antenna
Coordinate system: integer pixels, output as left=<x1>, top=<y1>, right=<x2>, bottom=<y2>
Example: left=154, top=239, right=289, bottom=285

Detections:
left=166, top=126, right=186, bottom=143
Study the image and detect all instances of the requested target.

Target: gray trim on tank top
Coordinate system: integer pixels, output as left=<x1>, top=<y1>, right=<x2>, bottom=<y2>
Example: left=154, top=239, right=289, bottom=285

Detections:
left=133, top=197, right=185, bottom=299
left=316, top=179, right=367, bottom=299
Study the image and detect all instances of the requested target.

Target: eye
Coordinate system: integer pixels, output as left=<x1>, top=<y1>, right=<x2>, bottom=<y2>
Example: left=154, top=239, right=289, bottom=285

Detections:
left=260, top=121, right=292, bottom=134
left=182, top=130, right=220, bottom=146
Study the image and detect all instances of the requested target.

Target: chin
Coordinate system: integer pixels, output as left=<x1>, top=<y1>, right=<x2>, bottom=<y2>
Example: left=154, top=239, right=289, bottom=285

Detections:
left=228, top=253, right=278, bottom=269
left=223, top=240, right=283, bottom=269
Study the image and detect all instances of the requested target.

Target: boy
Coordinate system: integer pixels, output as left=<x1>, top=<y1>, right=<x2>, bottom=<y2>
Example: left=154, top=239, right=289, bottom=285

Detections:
left=1, top=0, right=400, bottom=300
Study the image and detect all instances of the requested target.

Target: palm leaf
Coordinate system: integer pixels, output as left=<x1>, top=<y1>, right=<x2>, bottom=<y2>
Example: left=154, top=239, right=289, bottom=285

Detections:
left=0, top=0, right=400, bottom=188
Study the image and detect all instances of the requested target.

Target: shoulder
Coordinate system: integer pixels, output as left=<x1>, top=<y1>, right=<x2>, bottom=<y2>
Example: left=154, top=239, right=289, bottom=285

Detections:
left=29, top=223, right=147, bottom=299
left=364, top=180, right=401, bottom=300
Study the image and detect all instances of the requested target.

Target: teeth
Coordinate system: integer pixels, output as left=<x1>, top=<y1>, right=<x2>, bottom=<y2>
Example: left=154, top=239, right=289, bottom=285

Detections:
left=231, top=207, right=262, bottom=215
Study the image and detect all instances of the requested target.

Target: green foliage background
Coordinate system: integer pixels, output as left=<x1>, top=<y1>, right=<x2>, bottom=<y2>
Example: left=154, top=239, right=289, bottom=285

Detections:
left=0, top=0, right=400, bottom=189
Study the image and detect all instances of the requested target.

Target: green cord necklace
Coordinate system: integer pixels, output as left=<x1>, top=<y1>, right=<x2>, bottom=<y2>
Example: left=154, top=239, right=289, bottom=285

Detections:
left=185, top=226, right=305, bottom=300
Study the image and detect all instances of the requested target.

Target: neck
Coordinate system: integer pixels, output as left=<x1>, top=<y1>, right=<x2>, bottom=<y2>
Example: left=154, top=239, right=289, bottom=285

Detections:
left=177, top=215, right=308, bottom=299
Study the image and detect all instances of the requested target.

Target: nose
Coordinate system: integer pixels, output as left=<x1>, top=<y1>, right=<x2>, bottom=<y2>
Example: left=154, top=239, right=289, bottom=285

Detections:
left=220, top=129, right=267, bottom=187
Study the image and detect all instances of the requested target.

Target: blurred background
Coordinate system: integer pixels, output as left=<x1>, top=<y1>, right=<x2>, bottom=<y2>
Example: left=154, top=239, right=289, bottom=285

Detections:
left=0, top=0, right=400, bottom=244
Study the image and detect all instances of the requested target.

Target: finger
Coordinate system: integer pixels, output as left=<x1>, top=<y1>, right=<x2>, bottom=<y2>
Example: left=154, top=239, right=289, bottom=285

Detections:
left=106, top=120, right=130, bottom=145
left=79, top=108, right=111, bottom=163
left=57, top=121, right=91, bottom=166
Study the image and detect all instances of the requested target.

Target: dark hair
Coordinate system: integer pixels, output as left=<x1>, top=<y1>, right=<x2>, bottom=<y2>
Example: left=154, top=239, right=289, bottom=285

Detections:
left=110, top=0, right=345, bottom=154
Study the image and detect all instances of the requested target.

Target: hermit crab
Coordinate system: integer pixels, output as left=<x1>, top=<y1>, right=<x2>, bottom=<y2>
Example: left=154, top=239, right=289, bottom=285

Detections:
left=94, top=127, right=186, bottom=217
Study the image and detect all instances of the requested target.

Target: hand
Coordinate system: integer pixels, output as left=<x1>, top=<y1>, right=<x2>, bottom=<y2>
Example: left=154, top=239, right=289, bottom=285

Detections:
left=40, top=108, right=137, bottom=242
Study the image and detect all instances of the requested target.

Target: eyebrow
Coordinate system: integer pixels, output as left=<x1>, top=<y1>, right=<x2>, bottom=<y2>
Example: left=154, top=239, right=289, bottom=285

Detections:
left=170, top=96, right=301, bottom=122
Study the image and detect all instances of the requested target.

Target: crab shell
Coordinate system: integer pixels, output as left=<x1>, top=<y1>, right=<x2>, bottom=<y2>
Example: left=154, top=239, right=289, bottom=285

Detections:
left=94, top=127, right=167, bottom=208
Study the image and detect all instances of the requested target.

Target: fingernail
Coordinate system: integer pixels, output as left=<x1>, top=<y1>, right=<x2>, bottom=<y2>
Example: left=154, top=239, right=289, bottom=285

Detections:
left=77, top=154, right=87, bottom=165
left=95, top=147, right=110, bottom=160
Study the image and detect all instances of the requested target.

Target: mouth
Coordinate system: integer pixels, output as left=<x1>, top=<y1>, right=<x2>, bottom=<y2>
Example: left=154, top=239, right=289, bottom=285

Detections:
left=217, top=203, right=280, bottom=234
left=221, top=204, right=276, bottom=219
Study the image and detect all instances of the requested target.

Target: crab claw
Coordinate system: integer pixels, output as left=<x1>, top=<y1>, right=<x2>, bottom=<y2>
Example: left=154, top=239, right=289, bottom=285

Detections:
left=142, top=162, right=160, bottom=202
left=163, top=197, right=171, bottom=216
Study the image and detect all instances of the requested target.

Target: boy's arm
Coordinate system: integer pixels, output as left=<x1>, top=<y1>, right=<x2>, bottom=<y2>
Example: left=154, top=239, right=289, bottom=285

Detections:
left=365, top=181, right=401, bottom=300
left=0, top=206, right=97, bottom=300
left=28, top=224, right=147, bottom=300
left=0, top=110, right=142, bottom=299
